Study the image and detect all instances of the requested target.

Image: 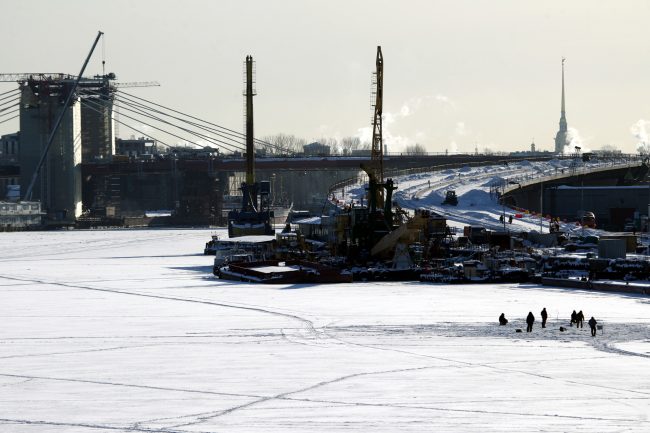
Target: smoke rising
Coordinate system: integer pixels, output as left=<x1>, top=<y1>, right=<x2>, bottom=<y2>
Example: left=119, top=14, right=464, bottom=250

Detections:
left=562, top=127, right=591, bottom=154
left=355, top=94, right=457, bottom=153
left=631, top=119, right=649, bottom=153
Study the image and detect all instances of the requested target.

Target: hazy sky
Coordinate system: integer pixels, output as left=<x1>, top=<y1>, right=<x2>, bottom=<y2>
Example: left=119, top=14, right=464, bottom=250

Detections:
left=2, top=0, right=649, bottom=153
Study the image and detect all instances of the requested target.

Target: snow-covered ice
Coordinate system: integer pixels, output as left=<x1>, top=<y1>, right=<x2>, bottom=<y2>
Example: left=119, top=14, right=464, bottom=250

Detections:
left=0, top=228, right=649, bottom=432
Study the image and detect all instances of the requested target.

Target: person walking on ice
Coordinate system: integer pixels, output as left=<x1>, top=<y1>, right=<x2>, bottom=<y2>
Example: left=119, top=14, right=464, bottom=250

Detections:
left=541, top=307, right=548, bottom=328
left=570, top=310, right=577, bottom=326
left=588, top=316, right=598, bottom=337
left=576, top=310, right=585, bottom=328
left=526, top=311, right=535, bottom=332
left=499, top=313, right=508, bottom=325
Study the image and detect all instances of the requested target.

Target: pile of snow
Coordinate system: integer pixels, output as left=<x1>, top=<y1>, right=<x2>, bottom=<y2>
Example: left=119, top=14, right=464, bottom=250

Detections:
left=458, top=189, right=496, bottom=207
left=482, top=176, right=507, bottom=187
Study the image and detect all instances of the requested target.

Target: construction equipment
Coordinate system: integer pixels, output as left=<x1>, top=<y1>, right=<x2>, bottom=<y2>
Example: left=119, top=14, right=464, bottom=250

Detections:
left=351, top=46, right=399, bottom=253
left=442, top=190, right=458, bottom=206
left=24, top=31, right=105, bottom=201
left=227, top=55, right=274, bottom=237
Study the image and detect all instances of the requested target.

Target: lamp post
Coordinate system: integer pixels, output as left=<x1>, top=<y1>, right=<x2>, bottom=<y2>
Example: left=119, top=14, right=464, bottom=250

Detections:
left=502, top=180, right=521, bottom=231
left=502, top=181, right=507, bottom=231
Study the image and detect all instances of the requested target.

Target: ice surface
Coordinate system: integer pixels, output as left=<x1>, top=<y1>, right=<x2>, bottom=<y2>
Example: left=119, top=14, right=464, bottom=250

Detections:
left=0, top=229, right=649, bottom=432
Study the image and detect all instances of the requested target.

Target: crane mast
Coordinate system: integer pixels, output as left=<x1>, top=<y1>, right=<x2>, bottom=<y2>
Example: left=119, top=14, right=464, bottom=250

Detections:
left=245, top=55, right=255, bottom=185
left=370, top=46, right=384, bottom=182
left=226, top=54, right=273, bottom=237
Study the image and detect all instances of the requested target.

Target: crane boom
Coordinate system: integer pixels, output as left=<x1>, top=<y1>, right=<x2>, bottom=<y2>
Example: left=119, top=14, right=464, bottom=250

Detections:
left=114, top=81, right=160, bottom=88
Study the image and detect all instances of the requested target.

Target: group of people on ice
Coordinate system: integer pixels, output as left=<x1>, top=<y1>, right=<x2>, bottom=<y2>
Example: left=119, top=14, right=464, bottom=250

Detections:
left=499, top=308, right=599, bottom=336
left=570, top=309, right=599, bottom=336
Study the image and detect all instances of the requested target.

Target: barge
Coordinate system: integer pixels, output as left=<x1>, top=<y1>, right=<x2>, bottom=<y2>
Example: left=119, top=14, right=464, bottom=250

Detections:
left=216, top=259, right=353, bottom=284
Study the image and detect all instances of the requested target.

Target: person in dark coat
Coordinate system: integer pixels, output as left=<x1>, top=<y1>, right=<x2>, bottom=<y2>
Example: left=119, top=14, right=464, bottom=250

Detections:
left=541, top=307, right=548, bottom=328
left=588, top=316, right=597, bottom=336
left=526, top=311, right=535, bottom=332
left=499, top=313, right=508, bottom=326
left=576, top=310, right=585, bottom=328
left=570, top=310, right=577, bottom=326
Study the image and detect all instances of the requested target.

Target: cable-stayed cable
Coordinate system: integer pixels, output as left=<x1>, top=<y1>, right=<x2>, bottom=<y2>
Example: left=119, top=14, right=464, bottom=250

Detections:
left=114, top=93, right=249, bottom=150
left=0, top=88, right=20, bottom=98
left=0, top=114, right=18, bottom=125
left=0, top=107, right=19, bottom=118
left=0, top=92, right=20, bottom=103
left=0, top=96, right=20, bottom=107
left=78, top=88, right=247, bottom=152
left=81, top=97, right=224, bottom=152
left=80, top=91, right=246, bottom=153
left=78, top=98, right=176, bottom=149
left=110, top=96, right=246, bottom=152
left=117, top=89, right=292, bottom=154
left=0, top=102, right=19, bottom=114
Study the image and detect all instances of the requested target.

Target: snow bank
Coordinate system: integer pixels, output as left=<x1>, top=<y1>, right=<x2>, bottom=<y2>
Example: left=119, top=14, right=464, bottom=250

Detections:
left=459, top=189, right=496, bottom=207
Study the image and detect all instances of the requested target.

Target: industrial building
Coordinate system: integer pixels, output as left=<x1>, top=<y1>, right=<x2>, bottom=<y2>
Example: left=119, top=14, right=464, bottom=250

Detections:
left=0, top=200, right=42, bottom=230
left=0, top=132, right=20, bottom=199
left=115, top=137, right=157, bottom=158
left=303, top=142, right=330, bottom=156
left=546, top=185, right=650, bottom=230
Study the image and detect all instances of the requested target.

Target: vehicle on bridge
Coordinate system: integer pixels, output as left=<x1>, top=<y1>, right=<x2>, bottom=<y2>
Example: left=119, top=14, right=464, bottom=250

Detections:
left=442, top=190, right=458, bottom=206
left=580, top=211, right=596, bottom=228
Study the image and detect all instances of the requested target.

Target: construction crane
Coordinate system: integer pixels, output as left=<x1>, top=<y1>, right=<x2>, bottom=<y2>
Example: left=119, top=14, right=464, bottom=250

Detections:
left=226, top=55, right=274, bottom=238
left=0, top=73, right=159, bottom=88
left=345, top=46, right=399, bottom=255
left=361, top=46, right=395, bottom=223
left=24, top=31, right=105, bottom=201
left=0, top=73, right=74, bottom=82
left=114, top=81, right=160, bottom=88
left=370, top=45, right=384, bottom=183
left=0, top=73, right=158, bottom=138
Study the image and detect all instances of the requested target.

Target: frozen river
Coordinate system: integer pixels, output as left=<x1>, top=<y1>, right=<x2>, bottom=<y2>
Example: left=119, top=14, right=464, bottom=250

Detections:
left=0, top=229, right=649, bottom=432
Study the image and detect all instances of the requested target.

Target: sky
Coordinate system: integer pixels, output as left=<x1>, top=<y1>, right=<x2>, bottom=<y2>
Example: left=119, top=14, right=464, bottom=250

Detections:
left=1, top=0, right=650, bottom=154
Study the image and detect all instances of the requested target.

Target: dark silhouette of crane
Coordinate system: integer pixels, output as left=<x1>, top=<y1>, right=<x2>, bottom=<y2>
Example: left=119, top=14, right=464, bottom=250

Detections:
left=227, top=55, right=273, bottom=237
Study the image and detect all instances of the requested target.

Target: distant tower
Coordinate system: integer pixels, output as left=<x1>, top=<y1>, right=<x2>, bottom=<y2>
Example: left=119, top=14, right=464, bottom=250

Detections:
left=531, top=139, right=536, bottom=153
left=554, top=58, right=569, bottom=154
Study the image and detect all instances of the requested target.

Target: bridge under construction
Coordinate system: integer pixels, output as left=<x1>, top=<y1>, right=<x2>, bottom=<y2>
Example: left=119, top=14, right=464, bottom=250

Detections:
left=0, top=35, right=645, bottom=227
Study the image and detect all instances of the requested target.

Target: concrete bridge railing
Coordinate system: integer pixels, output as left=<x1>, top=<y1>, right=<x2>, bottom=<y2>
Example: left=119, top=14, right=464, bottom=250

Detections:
left=502, top=158, right=644, bottom=195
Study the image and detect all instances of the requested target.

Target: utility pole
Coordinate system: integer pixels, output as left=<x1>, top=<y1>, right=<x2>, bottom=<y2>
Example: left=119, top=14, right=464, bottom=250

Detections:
left=539, top=182, right=544, bottom=234
left=581, top=177, right=585, bottom=237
